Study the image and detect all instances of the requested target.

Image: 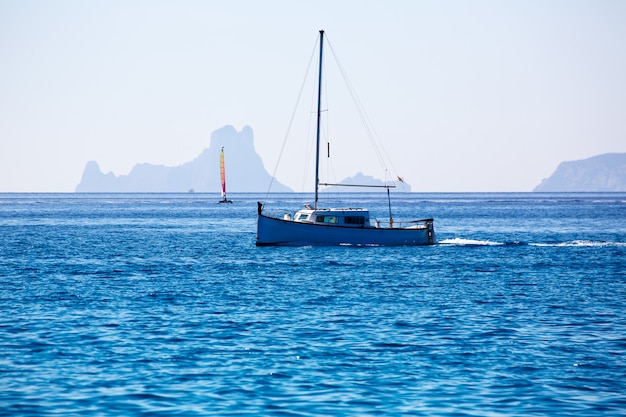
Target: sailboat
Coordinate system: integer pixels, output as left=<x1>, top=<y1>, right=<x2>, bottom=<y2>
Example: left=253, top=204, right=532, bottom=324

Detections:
left=256, top=30, right=435, bottom=246
left=218, top=147, right=232, bottom=203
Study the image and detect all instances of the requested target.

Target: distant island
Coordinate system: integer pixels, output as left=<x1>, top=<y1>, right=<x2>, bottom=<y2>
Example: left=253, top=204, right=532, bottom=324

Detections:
left=534, top=153, right=626, bottom=192
left=76, top=125, right=292, bottom=193
left=76, top=125, right=400, bottom=193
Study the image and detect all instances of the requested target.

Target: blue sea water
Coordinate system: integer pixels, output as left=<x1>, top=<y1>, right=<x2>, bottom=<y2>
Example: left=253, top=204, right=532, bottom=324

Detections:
left=1, top=192, right=625, bottom=416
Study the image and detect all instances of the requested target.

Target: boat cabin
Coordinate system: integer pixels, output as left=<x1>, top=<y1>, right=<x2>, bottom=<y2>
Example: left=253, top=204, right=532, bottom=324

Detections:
left=293, top=208, right=371, bottom=228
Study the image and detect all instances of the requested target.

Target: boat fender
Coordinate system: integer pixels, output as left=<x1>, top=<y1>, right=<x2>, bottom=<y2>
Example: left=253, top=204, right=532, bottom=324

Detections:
left=284, top=214, right=291, bottom=220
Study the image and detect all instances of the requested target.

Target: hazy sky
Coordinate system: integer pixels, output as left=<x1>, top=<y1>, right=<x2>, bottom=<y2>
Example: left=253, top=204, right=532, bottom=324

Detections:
left=1, top=0, right=625, bottom=192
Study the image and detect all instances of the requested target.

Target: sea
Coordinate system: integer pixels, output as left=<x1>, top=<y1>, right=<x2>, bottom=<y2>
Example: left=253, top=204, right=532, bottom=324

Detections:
left=1, top=192, right=625, bottom=416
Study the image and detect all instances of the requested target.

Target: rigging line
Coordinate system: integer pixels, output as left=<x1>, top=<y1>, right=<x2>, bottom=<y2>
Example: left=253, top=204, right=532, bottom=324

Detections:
left=327, top=38, right=387, bottom=173
left=327, top=38, right=386, bottom=171
left=325, top=37, right=404, bottom=184
left=315, top=54, right=333, bottom=203
left=300, top=81, right=317, bottom=192
left=302, top=50, right=329, bottom=193
left=300, top=96, right=315, bottom=192
left=264, top=35, right=319, bottom=202
left=321, top=53, right=332, bottom=187
left=301, top=45, right=329, bottom=193
left=320, top=49, right=341, bottom=192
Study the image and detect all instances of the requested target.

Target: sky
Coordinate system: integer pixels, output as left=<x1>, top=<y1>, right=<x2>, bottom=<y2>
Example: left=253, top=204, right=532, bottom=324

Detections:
left=1, top=0, right=625, bottom=192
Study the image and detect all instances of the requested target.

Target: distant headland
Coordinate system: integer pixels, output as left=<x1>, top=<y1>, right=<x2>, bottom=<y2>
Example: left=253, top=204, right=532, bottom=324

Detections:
left=534, top=153, right=626, bottom=192
left=76, top=125, right=292, bottom=193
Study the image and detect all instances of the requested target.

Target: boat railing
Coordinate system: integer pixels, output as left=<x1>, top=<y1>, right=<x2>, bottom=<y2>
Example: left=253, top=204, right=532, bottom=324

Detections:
left=259, top=204, right=296, bottom=220
left=374, top=218, right=434, bottom=229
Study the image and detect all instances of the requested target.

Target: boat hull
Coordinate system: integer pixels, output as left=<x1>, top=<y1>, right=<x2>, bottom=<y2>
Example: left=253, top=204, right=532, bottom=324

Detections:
left=256, top=213, right=435, bottom=246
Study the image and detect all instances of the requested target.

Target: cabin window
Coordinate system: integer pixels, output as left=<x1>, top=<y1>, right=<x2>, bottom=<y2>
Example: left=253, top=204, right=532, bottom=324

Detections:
left=316, top=215, right=338, bottom=224
left=345, top=216, right=365, bottom=225
left=296, top=213, right=309, bottom=221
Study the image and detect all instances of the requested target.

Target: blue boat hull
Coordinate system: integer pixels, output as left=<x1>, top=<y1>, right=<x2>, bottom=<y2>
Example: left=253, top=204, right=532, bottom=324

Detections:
left=256, top=213, right=436, bottom=246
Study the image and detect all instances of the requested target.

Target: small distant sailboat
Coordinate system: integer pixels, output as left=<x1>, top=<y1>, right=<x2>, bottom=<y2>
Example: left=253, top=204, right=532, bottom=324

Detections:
left=218, top=147, right=232, bottom=203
